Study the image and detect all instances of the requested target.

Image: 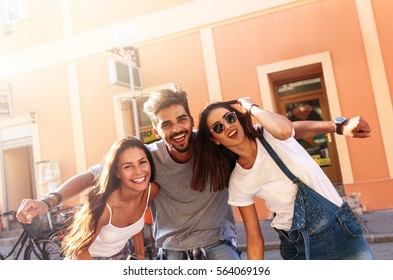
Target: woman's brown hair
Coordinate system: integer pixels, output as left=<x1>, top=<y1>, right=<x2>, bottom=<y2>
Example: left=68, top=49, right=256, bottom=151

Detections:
left=61, top=136, right=155, bottom=258
left=191, top=100, right=262, bottom=192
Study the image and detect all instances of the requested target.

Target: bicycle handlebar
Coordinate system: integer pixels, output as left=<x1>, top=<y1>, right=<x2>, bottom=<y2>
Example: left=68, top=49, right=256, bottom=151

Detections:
left=0, top=211, right=16, bottom=217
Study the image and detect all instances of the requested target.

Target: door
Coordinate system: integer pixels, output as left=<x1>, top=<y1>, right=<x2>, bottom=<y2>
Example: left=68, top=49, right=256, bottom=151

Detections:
left=3, top=146, right=34, bottom=211
left=275, top=76, right=343, bottom=186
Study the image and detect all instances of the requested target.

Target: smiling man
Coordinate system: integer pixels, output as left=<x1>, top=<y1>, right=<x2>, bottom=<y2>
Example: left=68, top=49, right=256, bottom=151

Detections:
left=142, top=88, right=240, bottom=260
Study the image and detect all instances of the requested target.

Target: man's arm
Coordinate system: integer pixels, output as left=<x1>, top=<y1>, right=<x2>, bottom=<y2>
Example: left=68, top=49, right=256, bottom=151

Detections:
left=292, top=116, right=371, bottom=139
left=16, top=170, right=95, bottom=223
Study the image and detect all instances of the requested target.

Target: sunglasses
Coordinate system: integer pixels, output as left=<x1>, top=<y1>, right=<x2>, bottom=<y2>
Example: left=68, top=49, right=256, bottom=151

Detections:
left=210, top=111, right=238, bottom=134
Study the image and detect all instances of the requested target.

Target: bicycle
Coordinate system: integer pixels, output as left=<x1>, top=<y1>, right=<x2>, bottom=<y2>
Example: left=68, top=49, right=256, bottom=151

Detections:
left=0, top=211, right=61, bottom=260
left=44, top=206, right=76, bottom=251
left=25, top=205, right=80, bottom=259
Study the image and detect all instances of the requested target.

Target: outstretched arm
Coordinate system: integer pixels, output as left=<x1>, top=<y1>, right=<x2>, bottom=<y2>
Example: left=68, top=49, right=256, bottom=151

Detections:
left=292, top=116, right=371, bottom=139
left=16, top=170, right=95, bottom=224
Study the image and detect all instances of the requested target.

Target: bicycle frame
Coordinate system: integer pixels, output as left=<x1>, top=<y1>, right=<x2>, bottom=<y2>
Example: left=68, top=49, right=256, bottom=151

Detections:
left=0, top=228, right=29, bottom=260
left=0, top=211, right=59, bottom=260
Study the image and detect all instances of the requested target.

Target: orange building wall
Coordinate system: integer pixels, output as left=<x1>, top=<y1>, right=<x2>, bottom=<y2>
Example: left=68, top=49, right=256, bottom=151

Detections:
left=345, top=179, right=393, bottom=211
left=213, top=0, right=386, bottom=177
left=372, top=0, right=393, bottom=107
left=70, top=0, right=192, bottom=34
left=140, top=32, right=210, bottom=126
left=5, top=67, right=77, bottom=183
left=77, top=57, right=119, bottom=166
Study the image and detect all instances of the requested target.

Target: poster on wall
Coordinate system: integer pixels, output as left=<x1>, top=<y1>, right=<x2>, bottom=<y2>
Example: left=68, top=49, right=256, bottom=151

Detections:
left=36, top=160, right=61, bottom=196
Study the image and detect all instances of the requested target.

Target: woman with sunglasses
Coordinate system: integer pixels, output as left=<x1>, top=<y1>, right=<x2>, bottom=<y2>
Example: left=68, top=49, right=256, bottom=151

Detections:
left=191, top=97, right=373, bottom=260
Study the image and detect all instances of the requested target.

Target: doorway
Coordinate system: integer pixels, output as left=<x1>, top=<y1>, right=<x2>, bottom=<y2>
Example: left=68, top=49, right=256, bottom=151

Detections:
left=2, top=145, right=34, bottom=211
left=0, top=116, right=39, bottom=216
left=274, top=75, right=343, bottom=186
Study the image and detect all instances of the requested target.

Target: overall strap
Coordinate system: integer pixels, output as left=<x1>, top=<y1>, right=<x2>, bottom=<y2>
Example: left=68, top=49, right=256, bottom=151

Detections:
left=258, top=135, right=304, bottom=187
left=258, top=135, right=310, bottom=260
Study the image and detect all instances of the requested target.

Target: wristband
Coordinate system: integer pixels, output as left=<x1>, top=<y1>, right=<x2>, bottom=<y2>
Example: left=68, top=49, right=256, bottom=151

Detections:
left=249, top=104, right=260, bottom=115
left=49, top=192, right=62, bottom=206
left=41, top=198, right=53, bottom=210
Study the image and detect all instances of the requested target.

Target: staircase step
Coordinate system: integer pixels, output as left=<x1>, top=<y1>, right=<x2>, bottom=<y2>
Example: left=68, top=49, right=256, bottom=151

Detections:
left=333, top=183, right=345, bottom=196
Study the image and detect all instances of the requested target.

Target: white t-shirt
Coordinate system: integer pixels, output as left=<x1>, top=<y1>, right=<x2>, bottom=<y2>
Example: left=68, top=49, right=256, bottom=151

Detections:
left=228, top=129, right=343, bottom=231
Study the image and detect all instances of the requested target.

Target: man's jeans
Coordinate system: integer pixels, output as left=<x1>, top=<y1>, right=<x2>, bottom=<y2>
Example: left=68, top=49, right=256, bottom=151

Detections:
left=156, top=238, right=242, bottom=260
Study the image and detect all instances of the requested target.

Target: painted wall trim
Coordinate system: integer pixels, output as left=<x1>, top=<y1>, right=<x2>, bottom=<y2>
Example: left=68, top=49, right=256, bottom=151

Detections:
left=61, top=0, right=74, bottom=38
left=355, top=0, right=393, bottom=177
left=200, top=28, right=222, bottom=102
left=113, top=92, right=132, bottom=139
left=257, top=51, right=354, bottom=184
left=0, top=114, right=32, bottom=128
left=67, top=63, right=87, bottom=173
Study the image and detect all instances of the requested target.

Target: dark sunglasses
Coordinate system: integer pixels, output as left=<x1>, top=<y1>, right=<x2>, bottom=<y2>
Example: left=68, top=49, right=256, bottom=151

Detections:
left=210, top=111, right=238, bottom=134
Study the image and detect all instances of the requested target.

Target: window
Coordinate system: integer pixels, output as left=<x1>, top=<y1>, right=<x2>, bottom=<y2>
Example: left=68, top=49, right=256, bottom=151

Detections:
left=108, top=57, right=143, bottom=90
left=0, top=83, right=12, bottom=115
left=277, top=77, right=322, bottom=97
left=0, top=0, right=28, bottom=34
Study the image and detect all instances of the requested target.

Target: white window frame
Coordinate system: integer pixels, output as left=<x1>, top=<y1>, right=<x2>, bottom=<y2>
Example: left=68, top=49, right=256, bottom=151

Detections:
left=0, top=0, right=28, bottom=25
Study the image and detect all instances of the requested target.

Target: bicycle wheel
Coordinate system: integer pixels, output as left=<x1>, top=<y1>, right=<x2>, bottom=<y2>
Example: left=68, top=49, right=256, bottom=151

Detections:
left=24, top=239, right=62, bottom=260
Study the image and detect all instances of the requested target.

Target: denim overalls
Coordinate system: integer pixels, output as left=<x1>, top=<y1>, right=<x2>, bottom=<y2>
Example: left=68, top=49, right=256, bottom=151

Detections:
left=259, top=136, right=374, bottom=260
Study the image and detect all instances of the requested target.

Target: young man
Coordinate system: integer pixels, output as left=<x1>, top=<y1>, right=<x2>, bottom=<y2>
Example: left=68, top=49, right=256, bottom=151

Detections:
left=16, top=84, right=371, bottom=260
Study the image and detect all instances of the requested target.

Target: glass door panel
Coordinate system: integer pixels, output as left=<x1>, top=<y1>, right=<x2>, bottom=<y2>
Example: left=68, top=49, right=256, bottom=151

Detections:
left=284, top=98, right=331, bottom=167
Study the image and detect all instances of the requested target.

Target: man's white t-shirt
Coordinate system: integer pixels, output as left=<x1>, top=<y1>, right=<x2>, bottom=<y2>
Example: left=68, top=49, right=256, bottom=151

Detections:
left=228, top=128, right=343, bottom=231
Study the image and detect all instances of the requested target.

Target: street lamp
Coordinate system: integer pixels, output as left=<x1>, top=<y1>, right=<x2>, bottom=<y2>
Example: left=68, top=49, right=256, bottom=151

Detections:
left=108, top=22, right=142, bottom=139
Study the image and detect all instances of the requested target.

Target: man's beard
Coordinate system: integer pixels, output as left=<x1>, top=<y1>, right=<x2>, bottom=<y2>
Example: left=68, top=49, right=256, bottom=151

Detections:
left=167, top=131, right=193, bottom=153
left=168, top=142, right=190, bottom=153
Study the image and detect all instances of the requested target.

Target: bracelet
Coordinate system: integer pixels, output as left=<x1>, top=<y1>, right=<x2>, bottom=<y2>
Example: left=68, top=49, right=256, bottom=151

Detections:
left=249, top=104, right=260, bottom=115
left=49, top=192, right=63, bottom=206
left=41, top=198, right=53, bottom=210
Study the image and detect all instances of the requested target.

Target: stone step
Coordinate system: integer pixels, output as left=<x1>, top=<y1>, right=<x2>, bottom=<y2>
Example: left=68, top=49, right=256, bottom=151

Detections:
left=333, top=183, right=345, bottom=196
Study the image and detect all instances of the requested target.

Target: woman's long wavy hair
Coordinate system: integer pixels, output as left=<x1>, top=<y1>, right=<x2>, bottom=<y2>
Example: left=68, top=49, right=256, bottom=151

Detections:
left=191, top=100, right=262, bottom=192
left=61, top=136, right=155, bottom=258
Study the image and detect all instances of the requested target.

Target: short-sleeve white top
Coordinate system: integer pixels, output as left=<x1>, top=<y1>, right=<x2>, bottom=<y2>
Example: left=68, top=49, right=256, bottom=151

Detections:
left=228, top=129, right=342, bottom=231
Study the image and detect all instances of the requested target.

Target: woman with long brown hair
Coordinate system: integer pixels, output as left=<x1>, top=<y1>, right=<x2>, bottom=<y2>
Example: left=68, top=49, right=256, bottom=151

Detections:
left=62, top=136, right=159, bottom=260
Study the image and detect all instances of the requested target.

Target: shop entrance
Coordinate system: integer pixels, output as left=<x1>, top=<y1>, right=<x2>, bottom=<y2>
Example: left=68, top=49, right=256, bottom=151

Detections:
left=275, top=75, right=343, bottom=186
